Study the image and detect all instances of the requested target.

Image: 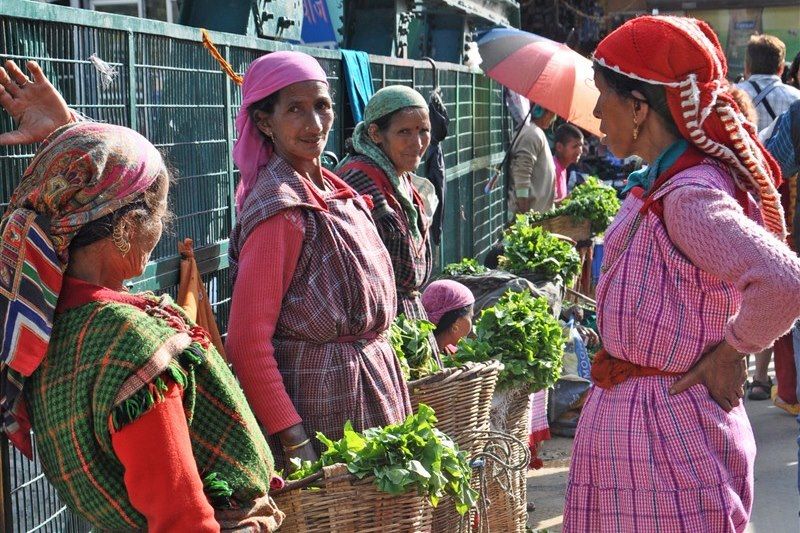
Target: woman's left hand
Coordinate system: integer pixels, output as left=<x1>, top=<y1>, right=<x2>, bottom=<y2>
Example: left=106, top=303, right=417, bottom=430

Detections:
left=669, top=341, right=747, bottom=412
left=0, top=60, right=73, bottom=145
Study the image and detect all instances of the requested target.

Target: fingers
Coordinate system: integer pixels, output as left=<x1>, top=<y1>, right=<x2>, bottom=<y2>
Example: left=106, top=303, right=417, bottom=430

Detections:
left=0, top=64, right=22, bottom=98
left=0, top=84, right=15, bottom=111
left=0, top=130, right=32, bottom=146
left=4, top=60, right=31, bottom=87
left=26, top=61, right=48, bottom=85
left=669, top=369, right=701, bottom=395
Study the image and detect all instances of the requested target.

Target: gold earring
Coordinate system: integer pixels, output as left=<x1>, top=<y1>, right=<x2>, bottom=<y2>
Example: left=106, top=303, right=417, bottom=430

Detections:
left=632, top=116, right=639, bottom=141
left=112, top=225, right=131, bottom=256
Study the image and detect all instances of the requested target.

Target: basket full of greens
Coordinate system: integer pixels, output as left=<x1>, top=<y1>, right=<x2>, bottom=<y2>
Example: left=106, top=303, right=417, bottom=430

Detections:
left=273, top=405, right=476, bottom=532
left=499, top=215, right=582, bottom=286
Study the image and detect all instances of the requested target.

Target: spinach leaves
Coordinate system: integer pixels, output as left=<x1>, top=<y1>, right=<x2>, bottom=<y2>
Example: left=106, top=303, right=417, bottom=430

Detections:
left=456, top=290, right=565, bottom=393
left=442, top=258, right=488, bottom=276
left=287, top=404, right=477, bottom=515
left=389, top=314, right=440, bottom=380
left=499, top=216, right=581, bottom=285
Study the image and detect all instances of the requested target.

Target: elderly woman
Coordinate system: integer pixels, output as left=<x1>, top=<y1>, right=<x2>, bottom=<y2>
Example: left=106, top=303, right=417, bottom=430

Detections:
left=0, top=61, right=282, bottom=531
left=223, top=52, right=410, bottom=470
left=336, top=86, right=439, bottom=358
left=564, top=17, right=800, bottom=532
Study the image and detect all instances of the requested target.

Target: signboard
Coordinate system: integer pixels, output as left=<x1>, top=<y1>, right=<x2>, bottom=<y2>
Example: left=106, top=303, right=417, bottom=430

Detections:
left=301, top=0, right=338, bottom=49
left=727, top=8, right=763, bottom=77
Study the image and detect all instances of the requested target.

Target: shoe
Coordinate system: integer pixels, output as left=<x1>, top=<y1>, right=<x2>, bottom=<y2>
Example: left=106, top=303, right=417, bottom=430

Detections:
left=747, top=377, right=773, bottom=401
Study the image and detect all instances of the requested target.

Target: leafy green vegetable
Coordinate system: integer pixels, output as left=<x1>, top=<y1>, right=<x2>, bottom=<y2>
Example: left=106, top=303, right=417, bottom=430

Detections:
left=441, top=258, right=488, bottom=276
left=389, top=314, right=440, bottom=380
left=499, top=216, right=581, bottom=285
left=529, top=176, right=621, bottom=234
left=455, top=290, right=565, bottom=393
left=287, top=404, right=477, bottom=515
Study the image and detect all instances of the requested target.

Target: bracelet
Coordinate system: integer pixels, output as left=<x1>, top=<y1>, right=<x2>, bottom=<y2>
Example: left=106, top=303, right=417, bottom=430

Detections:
left=282, top=438, right=311, bottom=452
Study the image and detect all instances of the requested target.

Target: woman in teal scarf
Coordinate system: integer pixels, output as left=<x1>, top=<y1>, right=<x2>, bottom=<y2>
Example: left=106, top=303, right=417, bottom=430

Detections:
left=337, top=85, right=440, bottom=359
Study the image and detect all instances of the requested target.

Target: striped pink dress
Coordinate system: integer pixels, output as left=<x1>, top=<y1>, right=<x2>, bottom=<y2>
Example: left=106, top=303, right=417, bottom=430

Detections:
left=564, top=161, right=800, bottom=532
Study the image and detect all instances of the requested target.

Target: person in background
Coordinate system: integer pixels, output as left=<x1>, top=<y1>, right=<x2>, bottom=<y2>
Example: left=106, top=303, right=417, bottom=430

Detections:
left=728, top=84, right=759, bottom=126
left=508, top=105, right=557, bottom=214
left=761, top=99, right=800, bottom=418
left=760, top=97, right=800, bottom=497
left=0, top=60, right=283, bottom=531
left=564, top=16, right=800, bottom=531
left=421, top=280, right=475, bottom=356
left=736, top=34, right=800, bottom=131
left=784, top=51, right=800, bottom=90
left=553, top=123, right=585, bottom=201
left=735, top=38, right=799, bottom=399
left=225, top=52, right=410, bottom=471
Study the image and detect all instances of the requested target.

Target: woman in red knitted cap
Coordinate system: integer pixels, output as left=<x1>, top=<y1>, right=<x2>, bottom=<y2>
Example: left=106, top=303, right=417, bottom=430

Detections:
left=564, top=16, right=800, bottom=531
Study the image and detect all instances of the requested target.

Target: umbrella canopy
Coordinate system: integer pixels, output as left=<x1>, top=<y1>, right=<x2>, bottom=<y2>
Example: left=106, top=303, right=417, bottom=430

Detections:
left=477, top=27, right=602, bottom=137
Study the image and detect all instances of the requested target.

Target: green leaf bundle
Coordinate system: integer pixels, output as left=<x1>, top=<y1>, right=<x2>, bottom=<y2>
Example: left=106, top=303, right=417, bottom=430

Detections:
left=499, top=216, right=581, bottom=285
left=287, top=405, right=478, bottom=515
left=529, top=176, right=621, bottom=234
left=456, top=290, right=565, bottom=393
left=389, top=314, right=440, bottom=380
left=441, top=258, right=488, bottom=276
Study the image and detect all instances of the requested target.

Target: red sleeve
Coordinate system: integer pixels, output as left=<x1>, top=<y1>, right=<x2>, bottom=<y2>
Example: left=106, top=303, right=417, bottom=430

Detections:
left=111, top=381, right=219, bottom=532
left=225, top=210, right=305, bottom=434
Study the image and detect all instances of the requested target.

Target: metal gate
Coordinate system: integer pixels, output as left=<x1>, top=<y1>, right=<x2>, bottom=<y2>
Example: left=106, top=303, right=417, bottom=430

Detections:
left=0, top=1, right=510, bottom=530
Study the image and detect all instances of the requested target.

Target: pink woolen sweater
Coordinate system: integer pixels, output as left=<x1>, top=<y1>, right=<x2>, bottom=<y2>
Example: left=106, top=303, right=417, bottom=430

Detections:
left=225, top=209, right=306, bottom=434
left=664, top=185, right=800, bottom=354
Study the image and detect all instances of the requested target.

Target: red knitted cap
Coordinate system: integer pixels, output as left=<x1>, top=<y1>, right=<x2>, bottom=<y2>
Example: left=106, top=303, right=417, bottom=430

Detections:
left=595, top=16, right=785, bottom=237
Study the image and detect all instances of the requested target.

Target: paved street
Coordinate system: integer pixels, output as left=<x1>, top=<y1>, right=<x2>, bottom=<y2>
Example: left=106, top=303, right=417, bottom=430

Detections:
left=528, top=377, right=800, bottom=532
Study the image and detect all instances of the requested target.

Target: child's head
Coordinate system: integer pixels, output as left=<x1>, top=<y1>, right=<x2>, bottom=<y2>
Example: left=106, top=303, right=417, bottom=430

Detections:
left=554, top=123, right=584, bottom=167
left=422, top=280, right=475, bottom=350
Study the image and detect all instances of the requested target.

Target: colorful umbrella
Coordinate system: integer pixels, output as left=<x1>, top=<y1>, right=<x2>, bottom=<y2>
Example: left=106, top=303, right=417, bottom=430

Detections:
left=477, top=27, right=602, bottom=137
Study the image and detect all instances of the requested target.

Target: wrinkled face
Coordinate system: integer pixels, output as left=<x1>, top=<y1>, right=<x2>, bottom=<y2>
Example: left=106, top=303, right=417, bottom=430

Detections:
left=369, top=107, right=431, bottom=174
left=127, top=180, right=169, bottom=277
left=593, top=71, right=636, bottom=159
left=257, top=80, right=334, bottom=165
left=556, top=137, right=584, bottom=166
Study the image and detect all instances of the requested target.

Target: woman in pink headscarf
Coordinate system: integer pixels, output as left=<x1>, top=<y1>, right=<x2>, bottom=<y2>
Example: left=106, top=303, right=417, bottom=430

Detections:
left=421, top=280, right=475, bottom=355
left=224, top=52, right=411, bottom=470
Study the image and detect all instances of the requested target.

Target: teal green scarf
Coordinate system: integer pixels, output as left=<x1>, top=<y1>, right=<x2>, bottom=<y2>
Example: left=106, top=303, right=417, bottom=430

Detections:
left=343, top=85, right=428, bottom=239
left=623, top=139, right=689, bottom=194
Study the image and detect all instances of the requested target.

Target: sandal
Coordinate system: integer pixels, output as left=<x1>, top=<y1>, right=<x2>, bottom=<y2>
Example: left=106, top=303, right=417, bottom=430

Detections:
left=747, top=378, right=773, bottom=401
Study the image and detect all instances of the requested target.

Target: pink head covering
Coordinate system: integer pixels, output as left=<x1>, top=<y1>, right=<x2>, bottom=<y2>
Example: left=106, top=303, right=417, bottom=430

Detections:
left=422, top=280, right=475, bottom=325
left=232, top=51, right=328, bottom=210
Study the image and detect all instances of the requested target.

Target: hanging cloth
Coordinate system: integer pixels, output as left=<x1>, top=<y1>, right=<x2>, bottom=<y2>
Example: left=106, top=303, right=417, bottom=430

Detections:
left=424, top=89, right=450, bottom=245
left=341, top=49, right=375, bottom=123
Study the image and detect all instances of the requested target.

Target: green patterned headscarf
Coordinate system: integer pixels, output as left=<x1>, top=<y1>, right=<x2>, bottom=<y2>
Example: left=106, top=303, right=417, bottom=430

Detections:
left=350, top=85, right=428, bottom=239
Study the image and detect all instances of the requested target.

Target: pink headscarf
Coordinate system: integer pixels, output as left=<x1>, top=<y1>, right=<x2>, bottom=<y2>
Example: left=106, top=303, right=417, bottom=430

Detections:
left=232, top=51, right=329, bottom=210
left=422, top=280, right=475, bottom=325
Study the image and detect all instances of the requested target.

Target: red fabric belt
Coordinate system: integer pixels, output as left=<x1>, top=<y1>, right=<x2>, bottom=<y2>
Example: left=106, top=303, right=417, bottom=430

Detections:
left=590, top=348, right=681, bottom=389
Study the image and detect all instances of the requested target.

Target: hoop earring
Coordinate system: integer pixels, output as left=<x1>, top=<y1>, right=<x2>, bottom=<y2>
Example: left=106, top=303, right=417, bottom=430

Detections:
left=112, top=225, right=131, bottom=256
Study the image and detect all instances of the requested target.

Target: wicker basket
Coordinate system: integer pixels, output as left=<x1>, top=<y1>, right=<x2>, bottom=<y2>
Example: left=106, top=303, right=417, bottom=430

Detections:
left=408, top=360, right=503, bottom=456
left=272, top=463, right=433, bottom=532
left=408, top=360, right=504, bottom=532
left=482, top=386, right=532, bottom=533
left=531, top=214, right=591, bottom=242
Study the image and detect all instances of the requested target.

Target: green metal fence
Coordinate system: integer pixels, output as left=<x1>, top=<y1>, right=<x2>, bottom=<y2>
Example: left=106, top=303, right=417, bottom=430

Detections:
left=0, top=1, right=510, bottom=530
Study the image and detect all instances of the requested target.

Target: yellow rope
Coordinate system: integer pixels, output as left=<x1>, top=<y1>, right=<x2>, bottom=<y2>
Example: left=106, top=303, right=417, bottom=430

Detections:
left=200, top=28, right=244, bottom=86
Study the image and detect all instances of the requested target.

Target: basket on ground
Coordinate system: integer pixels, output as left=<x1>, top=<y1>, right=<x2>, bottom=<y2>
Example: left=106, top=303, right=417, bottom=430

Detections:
left=530, top=214, right=591, bottom=242
left=483, top=385, right=532, bottom=533
left=272, top=463, right=433, bottom=532
left=407, top=360, right=503, bottom=532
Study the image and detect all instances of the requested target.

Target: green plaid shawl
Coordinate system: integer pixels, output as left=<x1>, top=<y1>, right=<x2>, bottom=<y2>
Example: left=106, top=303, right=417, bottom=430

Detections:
left=26, top=297, right=274, bottom=530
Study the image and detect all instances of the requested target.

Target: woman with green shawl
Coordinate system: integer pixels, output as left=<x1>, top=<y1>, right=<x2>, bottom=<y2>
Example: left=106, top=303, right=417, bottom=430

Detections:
left=337, top=85, right=440, bottom=359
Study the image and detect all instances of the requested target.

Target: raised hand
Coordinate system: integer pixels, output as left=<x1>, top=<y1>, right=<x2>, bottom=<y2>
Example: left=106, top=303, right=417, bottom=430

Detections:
left=0, top=60, right=73, bottom=145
